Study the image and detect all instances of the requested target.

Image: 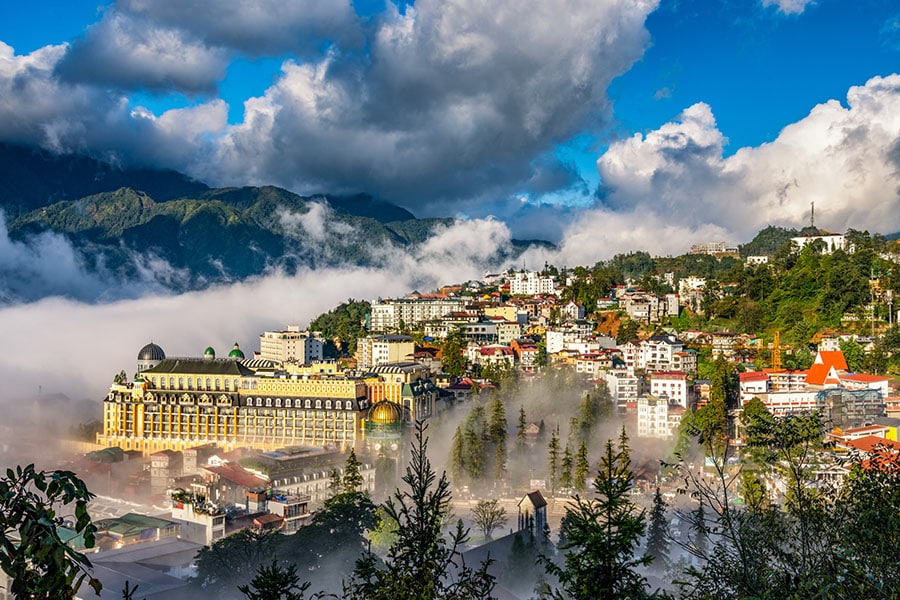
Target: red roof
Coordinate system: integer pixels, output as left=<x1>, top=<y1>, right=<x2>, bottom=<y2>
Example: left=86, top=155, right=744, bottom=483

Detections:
left=844, top=425, right=888, bottom=435
left=651, top=371, right=687, bottom=379
left=739, top=372, right=769, bottom=382
left=841, top=373, right=889, bottom=383
left=204, top=464, right=267, bottom=489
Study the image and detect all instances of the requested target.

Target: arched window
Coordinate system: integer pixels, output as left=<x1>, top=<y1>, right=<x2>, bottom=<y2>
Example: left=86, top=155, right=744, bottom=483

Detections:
left=335, top=401, right=342, bottom=410
left=285, top=399, right=292, bottom=408
left=215, top=378, right=221, bottom=390
left=178, top=377, right=184, bottom=390
left=187, top=377, right=193, bottom=390
left=325, top=400, right=332, bottom=409
left=206, top=378, right=211, bottom=390
left=305, top=399, right=311, bottom=409
left=224, top=379, right=230, bottom=391
left=276, top=398, right=282, bottom=407
left=169, top=377, right=175, bottom=389
left=315, top=400, right=322, bottom=409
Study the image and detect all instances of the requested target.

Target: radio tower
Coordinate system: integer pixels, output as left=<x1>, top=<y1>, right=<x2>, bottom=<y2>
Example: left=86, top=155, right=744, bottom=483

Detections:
left=810, top=201, right=815, bottom=230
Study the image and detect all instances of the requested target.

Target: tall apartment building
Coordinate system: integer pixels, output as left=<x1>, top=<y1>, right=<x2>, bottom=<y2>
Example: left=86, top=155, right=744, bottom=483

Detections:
left=369, top=299, right=464, bottom=332
left=259, top=326, right=324, bottom=365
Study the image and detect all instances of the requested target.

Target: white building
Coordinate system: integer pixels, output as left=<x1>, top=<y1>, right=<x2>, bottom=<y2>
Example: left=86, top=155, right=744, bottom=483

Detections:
left=791, top=234, right=848, bottom=254
left=649, top=371, right=689, bottom=408
left=607, top=369, right=640, bottom=409
left=509, top=271, right=557, bottom=296
left=678, top=277, right=707, bottom=297
left=356, top=335, right=416, bottom=370
left=259, top=326, right=324, bottom=365
left=637, top=396, right=680, bottom=439
left=370, top=299, right=464, bottom=332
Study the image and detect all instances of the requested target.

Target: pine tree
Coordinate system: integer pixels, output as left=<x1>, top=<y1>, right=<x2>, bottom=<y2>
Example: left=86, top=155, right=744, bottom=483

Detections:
left=516, top=405, right=527, bottom=450
left=238, top=560, right=312, bottom=600
left=573, top=441, right=590, bottom=494
left=690, top=502, right=708, bottom=557
left=488, top=395, right=507, bottom=480
left=645, top=487, right=670, bottom=567
left=343, top=448, right=364, bottom=493
left=545, top=430, right=652, bottom=600
left=449, top=425, right=466, bottom=482
left=463, top=425, right=484, bottom=480
left=560, top=444, right=573, bottom=490
left=344, top=421, right=495, bottom=600
left=328, top=468, right=342, bottom=496
left=548, top=426, right=560, bottom=493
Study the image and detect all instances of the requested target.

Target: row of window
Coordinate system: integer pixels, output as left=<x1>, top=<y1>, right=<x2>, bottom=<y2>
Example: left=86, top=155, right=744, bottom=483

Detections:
left=151, top=375, right=241, bottom=392
left=245, top=397, right=354, bottom=410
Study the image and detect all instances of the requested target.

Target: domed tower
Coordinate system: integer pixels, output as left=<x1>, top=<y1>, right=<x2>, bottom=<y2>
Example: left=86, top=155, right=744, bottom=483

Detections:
left=363, top=400, right=403, bottom=454
left=137, top=342, right=165, bottom=373
left=228, top=342, right=245, bottom=360
left=204, top=346, right=216, bottom=360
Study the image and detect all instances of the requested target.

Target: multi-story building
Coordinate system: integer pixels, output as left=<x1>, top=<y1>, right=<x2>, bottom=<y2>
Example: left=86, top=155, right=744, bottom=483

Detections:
left=98, top=345, right=372, bottom=455
left=649, top=371, right=689, bottom=408
left=364, top=363, right=439, bottom=423
left=607, top=369, right=640, bottom=411
left=356, top=335, right=415, bottom=370
left=258, top=326, right=324, bottom=365
left=509, top=271, right=557, bottom=296
left=369, top=299, right=464, bottom=332
left=637, top=396, right=679, bottom=439
left=621, top=335, right=685, bottom=374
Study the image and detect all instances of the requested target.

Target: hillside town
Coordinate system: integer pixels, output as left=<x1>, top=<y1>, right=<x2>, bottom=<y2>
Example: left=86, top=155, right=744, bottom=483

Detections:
left=3, top=230, right=889, bottom=598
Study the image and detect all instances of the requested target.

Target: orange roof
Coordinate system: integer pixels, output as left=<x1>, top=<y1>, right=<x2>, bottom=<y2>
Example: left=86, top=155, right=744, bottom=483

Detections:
left=815, top=350, right=848, bottom=370
left=843, top=435, right=900, bottom=454
left=651, top=371, right=687, bottom=379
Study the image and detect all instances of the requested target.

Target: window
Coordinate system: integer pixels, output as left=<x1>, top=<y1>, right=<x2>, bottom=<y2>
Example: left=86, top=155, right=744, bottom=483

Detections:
left=215, top=378, right=221, bottom=390
left=225, top=379, right=230, bottom=391
left=187, top=377, right=193, bottom=390
left=178, top=377, right=184, bottom=389
left=315, top=400, right=322, bottom=409
left=285, top=399, right=292, bottom=408
left=206, top=378, right=211, bottom=390
left=169, top=377, right=175, bottom=389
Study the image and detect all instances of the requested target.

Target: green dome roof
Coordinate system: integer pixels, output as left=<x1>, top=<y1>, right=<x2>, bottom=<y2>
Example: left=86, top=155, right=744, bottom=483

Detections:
left=204, top=346, right=216, bottom=358
left=228, top=342, right=245, bottom=359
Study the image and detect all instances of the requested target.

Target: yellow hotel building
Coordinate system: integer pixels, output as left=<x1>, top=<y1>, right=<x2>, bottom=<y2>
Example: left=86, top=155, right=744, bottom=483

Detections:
left=98, top=343, right=373, bottom=456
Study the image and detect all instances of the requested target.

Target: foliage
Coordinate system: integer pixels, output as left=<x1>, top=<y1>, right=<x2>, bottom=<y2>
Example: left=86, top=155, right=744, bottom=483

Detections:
left=572, top=442, right=590, bottom=494
left=0, top=465, right=101, bottom=599
left=238, top=560, right=313, bottom=600
left=366, top=506, right=399, bottom=552
left=342, top=448, right=364, bottom=493
left=543, top=430, right=658, bottom=600
left=548, top=426, right=561, bottom=493
left=471, top=499, right=508, bottom=541
left=441, top=328, right=467, bottom=377
left=309, top=299, right=371, bottom=356
left=644, top=488, right=670, bottom=567
left=193, top=529, right=282, bottom=594
left=344, top=421, right=495, bottom=600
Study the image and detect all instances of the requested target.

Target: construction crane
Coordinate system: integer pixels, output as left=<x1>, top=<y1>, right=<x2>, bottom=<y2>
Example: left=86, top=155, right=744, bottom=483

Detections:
left=772, top=331, right=782, bottom=372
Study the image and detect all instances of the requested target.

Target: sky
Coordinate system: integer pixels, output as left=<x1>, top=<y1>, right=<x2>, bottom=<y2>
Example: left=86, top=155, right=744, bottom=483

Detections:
left=0, top=0, right=899, bottom=401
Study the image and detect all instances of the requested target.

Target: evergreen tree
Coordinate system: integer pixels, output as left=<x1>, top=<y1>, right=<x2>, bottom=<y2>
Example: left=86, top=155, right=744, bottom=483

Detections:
left=516, top=405, right=527, bottom=450
left=343, top=448, right=364, bottom=493
left=573, top=442, right=590, bottom=494
left=328, top=468, right=342, bottom=496
left=544, top=429, right=653, bottom=600
left=441, top=328, right=467, bottom=377
left=644, top=487, right=670, bottom=567
left=548, top=426, right=561, bottom=493
left=344, top=421, right=495, bottom=600
left=690, top=502, right=707, bottom=558
left=488, top=395, right=508, bottom=480
left=560, top=445, right=573, bottom=490
left=449, top=425, right=466, bottom=482
left=238, top=560, right=312, bottom=600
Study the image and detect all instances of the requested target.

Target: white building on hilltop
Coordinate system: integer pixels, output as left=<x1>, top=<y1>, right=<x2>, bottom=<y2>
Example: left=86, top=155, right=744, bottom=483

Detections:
left=509, top=271, right=557, bottom=296
left=259, top=326, right=324, bottom=365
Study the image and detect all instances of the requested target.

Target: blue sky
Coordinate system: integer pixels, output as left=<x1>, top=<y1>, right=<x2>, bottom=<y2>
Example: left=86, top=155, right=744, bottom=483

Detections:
left=1, top=0, right=899, bottom=247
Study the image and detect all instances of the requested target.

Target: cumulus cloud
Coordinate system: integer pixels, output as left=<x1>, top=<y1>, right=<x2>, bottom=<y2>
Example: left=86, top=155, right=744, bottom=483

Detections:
left=198, top=0, right=657, bottom=208
left=56, top=10, right=228, bottom=93
left=569, top=74, right=900, bottom=259
left=761, top=0, right=815, bottom=16
left=116, top=0, right=364, bottom=57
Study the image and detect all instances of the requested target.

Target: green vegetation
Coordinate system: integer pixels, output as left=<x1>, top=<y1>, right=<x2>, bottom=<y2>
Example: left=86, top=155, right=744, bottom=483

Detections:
left=308, top=299, right=371, bottom=356
left=0, top=465, right=101, bottom=599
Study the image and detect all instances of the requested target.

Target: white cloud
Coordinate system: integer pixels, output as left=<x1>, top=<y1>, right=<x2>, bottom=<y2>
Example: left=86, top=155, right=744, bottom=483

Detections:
left=0, top=218, right=515, bottom=402
left=761, top=0, right=815, bottom=16
left=563, top=74, right=900, bottom=260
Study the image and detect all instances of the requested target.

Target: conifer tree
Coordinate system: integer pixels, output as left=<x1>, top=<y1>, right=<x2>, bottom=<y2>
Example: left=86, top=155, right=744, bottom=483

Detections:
left=573, top=441, right=590, bottom=494
left=488, top=395, right=507, bottom=480
left=343, top=448, right=364, bottom=493
left=548, top=426, right=560, bottom=493
left=449, top=425, right=466, bottom=482
left=328, top=468, right=342, bottom=496
left=344, top=421, right=495, bottom=600
left=645, top=487, right=670, bottom=567
left=545, top=428, right=653, bottom=600
left=516, top=405, right=527, bottom=450
left=560, top=444, right=573, bottom=490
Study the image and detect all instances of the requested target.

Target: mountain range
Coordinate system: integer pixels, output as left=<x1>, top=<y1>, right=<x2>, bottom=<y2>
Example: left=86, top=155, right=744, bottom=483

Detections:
left=0, top=144, right=550, bottom=304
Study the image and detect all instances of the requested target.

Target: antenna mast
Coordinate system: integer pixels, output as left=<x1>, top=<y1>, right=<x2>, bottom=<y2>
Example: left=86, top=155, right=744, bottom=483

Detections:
left=810, top=201, right=815, bottom=229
